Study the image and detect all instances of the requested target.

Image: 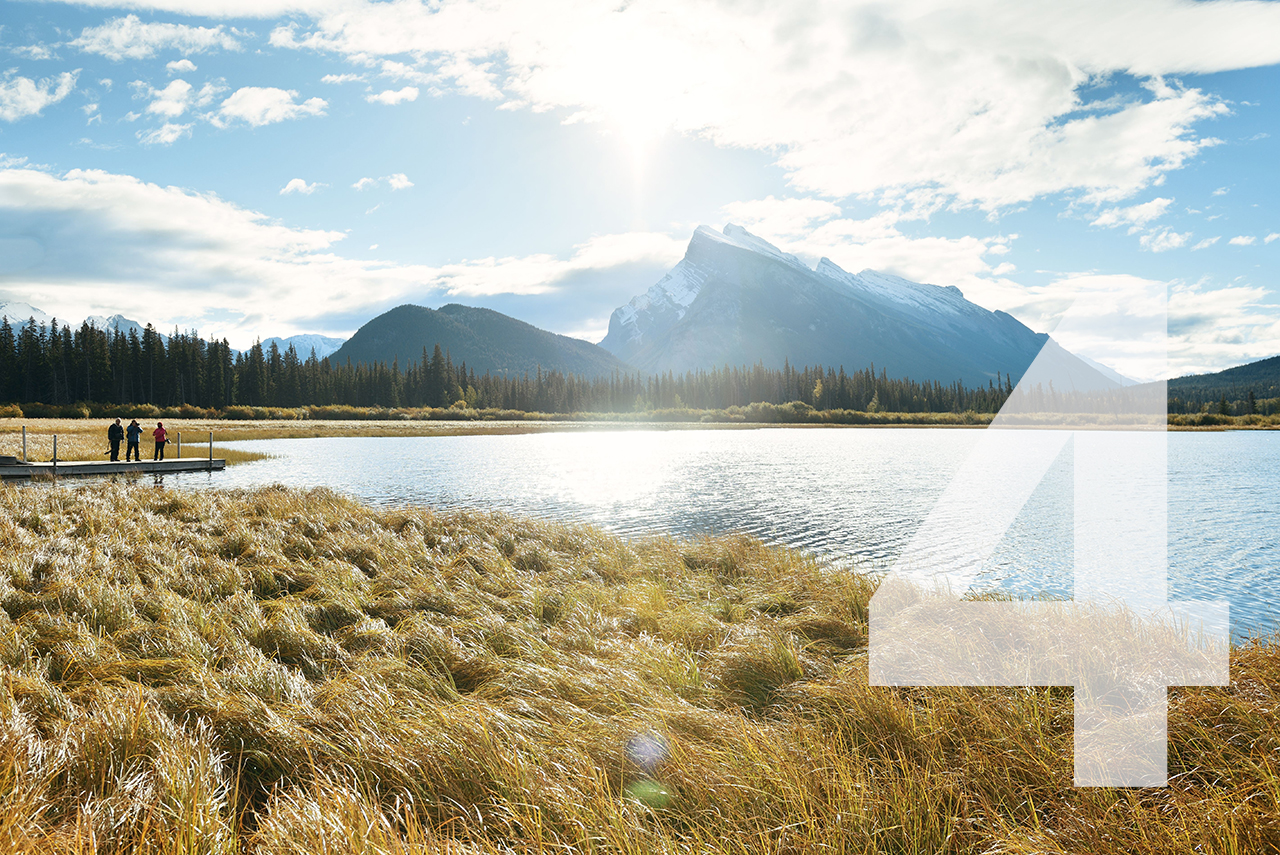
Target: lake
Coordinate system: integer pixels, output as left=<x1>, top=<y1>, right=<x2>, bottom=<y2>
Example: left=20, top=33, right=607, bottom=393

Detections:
left=160, top=427, right=1277, bottom=640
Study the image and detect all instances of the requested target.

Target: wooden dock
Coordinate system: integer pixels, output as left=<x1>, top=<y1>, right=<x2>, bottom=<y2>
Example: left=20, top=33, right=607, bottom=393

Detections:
left=0, top=458, right=226, bottom=480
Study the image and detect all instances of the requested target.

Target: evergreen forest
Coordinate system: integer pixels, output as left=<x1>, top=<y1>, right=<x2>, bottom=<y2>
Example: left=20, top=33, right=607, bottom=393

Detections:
left=0, top=318, right=1015, bottom=414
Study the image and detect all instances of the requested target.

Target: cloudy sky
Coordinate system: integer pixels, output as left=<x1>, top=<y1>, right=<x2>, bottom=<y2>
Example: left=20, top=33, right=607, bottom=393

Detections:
left=1, top=0, right=1278, bottom=376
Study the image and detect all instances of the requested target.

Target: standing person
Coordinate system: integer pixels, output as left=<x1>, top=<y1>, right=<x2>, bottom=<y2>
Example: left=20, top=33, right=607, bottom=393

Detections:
left=152, top=421, right=169, bottom=461
left=107, top=419, right=124, bottom=461
left=125, top=420, right=143, bottom=461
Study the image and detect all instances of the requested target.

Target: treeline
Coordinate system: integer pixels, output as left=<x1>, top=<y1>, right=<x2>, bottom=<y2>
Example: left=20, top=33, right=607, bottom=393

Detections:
left=0, top=317, right=1015, bottom=414
left=1168, top=390, right=1280, bottom=417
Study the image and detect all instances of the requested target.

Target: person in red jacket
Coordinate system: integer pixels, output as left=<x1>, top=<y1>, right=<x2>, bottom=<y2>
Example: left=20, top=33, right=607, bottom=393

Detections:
left=152, top=422, right=169, bottom=461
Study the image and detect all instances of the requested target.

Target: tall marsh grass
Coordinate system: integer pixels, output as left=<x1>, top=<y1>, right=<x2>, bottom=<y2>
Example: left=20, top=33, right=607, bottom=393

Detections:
left=0, top=484, right=1274, bottom=853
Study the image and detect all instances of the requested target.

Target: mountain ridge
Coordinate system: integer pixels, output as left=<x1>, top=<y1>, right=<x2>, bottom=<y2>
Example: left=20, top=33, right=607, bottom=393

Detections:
left=599, top=224, right=1117, bottom=390
left=330, top=303, right=632, bottom=378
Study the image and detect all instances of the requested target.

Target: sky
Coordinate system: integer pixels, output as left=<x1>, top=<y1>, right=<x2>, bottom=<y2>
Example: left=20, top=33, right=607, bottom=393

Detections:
left=0, top=0, right=1279, bottom=378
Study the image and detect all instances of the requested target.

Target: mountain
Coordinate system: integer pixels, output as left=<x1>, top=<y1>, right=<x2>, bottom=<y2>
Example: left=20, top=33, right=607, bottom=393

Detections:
left=1078, top=355, right=1137, bottom=386
left=0, top=300, right=54, bottom=328
left=600, top=224, right=1116, bottom=389
left=1168, top=354, right=1280, bottom=402
left=330, top=303, right=632, bottom=378
left=84, top=313, right=169, bottom=343
left=262, top=334, right=345, bottom=360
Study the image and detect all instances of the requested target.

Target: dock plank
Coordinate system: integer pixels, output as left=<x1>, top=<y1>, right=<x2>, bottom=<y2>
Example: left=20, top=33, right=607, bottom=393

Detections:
left=0, top=459, right=226, bottom=479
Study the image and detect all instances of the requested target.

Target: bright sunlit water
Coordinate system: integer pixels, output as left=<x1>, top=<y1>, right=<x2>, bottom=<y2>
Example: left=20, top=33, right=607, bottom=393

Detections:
left=157, top=427, right=1278, bottom=640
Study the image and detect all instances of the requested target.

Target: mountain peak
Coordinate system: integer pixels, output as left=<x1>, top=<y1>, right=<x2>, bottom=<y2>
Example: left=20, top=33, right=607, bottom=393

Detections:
left=600, top=224, right=1118, bottom=390
left=332, top=303, right=630, bottom=378
left=689, top=223, right=806, bottom=269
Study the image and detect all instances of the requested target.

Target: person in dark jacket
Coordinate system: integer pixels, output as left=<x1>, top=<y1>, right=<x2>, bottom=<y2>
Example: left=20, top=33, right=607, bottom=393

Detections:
left=125, top=420, right=143, bottom=461
left=107, top=419, right=124, bottom=461
left=152, top=422, right=169, bottom=461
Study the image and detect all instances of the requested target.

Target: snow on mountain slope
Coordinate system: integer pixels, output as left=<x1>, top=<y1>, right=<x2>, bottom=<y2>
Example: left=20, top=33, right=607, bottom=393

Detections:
left=262, top=334, right=345, bottom=359
left=815, top=259, right=971, bottom=319
left=600, top=224, right=813, bottom=357
left=85, top=314, right=159, bottom=340
left=599, top=223, right=1119, bottom=389
left=0, top=301, right=53, bottom=328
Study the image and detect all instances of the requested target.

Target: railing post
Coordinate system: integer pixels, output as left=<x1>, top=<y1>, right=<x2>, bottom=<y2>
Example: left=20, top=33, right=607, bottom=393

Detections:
left=177, top=431, right=182, bottom=459
left=209, top=431, right=213, bottom=471
left=52, top=434, right=57, bottom=475
left=22, top=425, right=26, bottom=463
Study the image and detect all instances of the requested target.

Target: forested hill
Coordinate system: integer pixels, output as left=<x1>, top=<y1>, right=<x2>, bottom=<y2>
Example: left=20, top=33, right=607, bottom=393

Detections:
left=1167, top=354, right=1280, bottom=414
left=330, top=304, right=632, bottom=379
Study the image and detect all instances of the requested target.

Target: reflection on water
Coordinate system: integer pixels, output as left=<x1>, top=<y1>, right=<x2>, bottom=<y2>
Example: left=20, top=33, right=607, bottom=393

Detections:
left=161, top=427, right=1277, bottom=640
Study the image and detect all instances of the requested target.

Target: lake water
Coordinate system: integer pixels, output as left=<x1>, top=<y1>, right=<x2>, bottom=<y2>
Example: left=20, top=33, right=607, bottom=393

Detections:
left=159, top=427, right=1277, bottom=640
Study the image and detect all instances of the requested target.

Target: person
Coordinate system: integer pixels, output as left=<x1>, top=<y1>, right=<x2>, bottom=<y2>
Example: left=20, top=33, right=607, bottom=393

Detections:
left=125, top=419, right=143, bottom=461
left=107, top=418, right=124, bottom=461
left=152, top=421, right=169, bottom=461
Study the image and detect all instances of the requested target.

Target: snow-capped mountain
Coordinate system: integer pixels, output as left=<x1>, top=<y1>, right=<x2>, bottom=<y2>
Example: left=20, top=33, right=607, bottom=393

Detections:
left=0, top=300, right=54, bottom=328
left=261, top=334, right=345, bottom=360
left=599, top=224, right=1118, bottom=390
left=2, top=303, right=342, bottom=358
left=85, top=314, right=163, bottom=341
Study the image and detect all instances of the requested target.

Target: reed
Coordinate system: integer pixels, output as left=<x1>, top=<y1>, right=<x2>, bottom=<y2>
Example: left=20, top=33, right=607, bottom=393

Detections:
left=0, top=483, right=1274, bottom=853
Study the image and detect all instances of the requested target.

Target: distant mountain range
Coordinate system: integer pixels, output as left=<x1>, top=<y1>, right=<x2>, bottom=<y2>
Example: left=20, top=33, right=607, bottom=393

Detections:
left=0, top=303, right=343, bottom=359
left=261, top=334, right=345, bottom=359
left=11, top=233, right=1276, bottom=397
left=599, top=224, right=1117, bottom=390
left=330, top=303, right=631, bottom=378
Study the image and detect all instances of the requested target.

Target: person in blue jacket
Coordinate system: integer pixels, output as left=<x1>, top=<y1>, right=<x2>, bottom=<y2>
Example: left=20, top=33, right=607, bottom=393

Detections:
left=125, top=419, right=143, bottom=461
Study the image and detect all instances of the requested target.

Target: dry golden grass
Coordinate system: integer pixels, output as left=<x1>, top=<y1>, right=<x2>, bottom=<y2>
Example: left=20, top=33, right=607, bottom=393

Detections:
left=0, top=420, right=278, bottom=466
left=0, top=484, right=1274, bottom=853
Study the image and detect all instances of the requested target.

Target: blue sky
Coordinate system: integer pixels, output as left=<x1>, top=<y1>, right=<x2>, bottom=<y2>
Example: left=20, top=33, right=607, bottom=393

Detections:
left=1, top=0, right=1279, bottom=377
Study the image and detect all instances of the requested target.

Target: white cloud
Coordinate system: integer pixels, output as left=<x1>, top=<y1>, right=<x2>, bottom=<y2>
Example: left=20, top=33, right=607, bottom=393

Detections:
left=137, top=122, right=192, bottom=145
left=1138, top=229, right=1189, bottom=252
left=1090, top=197, right=1173, bottom=228
left=1212, top=186, right=1230, bottom=196
left=99, top=78, right=113, bottom=90
left=280, top=178, right=322, bottom=195
left=366, top=86, right=419, bottom=105
left=351, top=173, right=413, bottom=191
left=166, top=59, right=197, bottom=74
left=719, top=196, right=843, bottom=242
left=378, top=60, right=436, bottom=85
left=258, top=0, right=1280, bottom=210
left=131, top=78, right=225, bottom=125
left=430, top=231, right=684, bottom=297
left=0, top=162, right=685, bottom=346
left=1168, top=280, right=1280, bottom=375
left=1191, top=236, right=1219, bottom=251
left=144, top=79, right=194, bottom=117
left=1228, top=235, right=1256, bottom=246
left=10, top=44, right=57, bottom=60
left=1266, top=233, right=1280, bottom=244
left=0, top=70, right=79, bottom=122
left=321, top=73, right=364, bottom=84
left=70, top=15, right=242, bottom=61
left=211, top=87, right=326, bottom=127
